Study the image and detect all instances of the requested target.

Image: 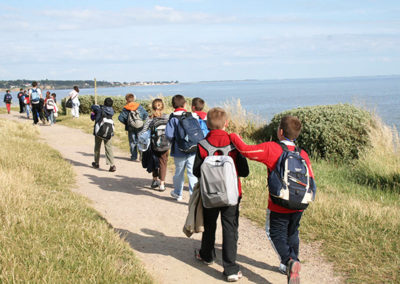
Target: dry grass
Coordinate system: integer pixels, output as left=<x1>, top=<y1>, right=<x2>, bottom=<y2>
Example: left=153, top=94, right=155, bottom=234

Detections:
left=0, top=119, right=152, bottom=283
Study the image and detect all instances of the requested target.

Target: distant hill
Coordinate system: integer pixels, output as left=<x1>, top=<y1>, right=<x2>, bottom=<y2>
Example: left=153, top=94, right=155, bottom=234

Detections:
left=0, top=80, right=178, bottom=90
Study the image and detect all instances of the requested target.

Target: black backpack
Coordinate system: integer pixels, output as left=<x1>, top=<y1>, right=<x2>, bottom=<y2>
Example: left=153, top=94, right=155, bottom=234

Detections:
left=170, top=112, right=204, bottom=153
left=151, top=117, right=171, bottom=152
left=4, top=94, right=12, bottom=103
left=94, top=110, right=114, bottom=140
left=268, top=143, right=316, bottom=210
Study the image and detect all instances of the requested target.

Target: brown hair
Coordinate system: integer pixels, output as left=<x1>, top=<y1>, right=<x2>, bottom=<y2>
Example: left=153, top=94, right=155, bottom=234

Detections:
left=125, top=93, right=135, bottom=102
left=73, top=86, right=79, bottom=93
left=279, top=115, right=302, bottom=140
left=46, top=92, right=51, bottom=99
left=192, top=97, right=205, bottom=111
left=32, top=81, right=37, bottom=87
left=152, top=98, right=164, bottom=117
left=172, top=94, right=186, bottom=109
left=207, top=107, right=228, bottom=130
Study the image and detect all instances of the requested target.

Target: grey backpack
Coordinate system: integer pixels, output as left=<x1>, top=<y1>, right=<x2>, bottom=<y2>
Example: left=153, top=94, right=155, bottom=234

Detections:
left=199, top=139, right=239, bottom=208
left=127, top=110, right=144, bottom=130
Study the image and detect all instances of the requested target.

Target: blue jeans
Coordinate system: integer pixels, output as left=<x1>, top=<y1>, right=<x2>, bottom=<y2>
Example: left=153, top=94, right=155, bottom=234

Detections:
left=265, top=209, right=303, bottom=265
left=25, top=104, right=31, bottom=118
left=48, top=110, right=55, bottom=125
left=128, top=130, right=138, bottom=160
left=172, top=154, right=198, bottom=197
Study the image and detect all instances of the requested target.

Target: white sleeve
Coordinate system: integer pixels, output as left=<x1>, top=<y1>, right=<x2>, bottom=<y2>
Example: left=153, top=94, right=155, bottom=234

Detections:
left=38, top=89, right=42, bottom=96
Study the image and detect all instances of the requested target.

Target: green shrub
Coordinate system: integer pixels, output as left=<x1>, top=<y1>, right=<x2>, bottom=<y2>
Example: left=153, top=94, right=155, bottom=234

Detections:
left=260, top=104, right=374, bottom=161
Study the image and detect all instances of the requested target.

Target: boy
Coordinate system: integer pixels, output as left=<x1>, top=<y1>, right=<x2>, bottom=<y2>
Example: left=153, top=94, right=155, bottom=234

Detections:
left=28, top=81, right=42, bottom=125
left=229, top=115, right=316, bottom=284
left=91, top=98, right=116, bottom=172
left=165, top=94, right=201, bottom=201
left=192, top=97, right=209, bottom=137
left=3, top=90, right=12, bottom=114
left=118, top=93, right=148, bottom=161
left=193, top=107, right=249, bottom=282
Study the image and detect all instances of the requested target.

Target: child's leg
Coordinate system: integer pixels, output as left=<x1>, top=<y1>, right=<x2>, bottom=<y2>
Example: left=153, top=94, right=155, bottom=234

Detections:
left=6, top=103, right=10, bottom=113
left=158, top=150, right=169, bottom=182
left=220, top=204, right=240, bottom=276
left=266, top=210, right=293, bottom=266
left=94, top=136, right=102, bottom=164
left=172, top=156, right=186, bottom=196
left=200, top=207, right=220, bottom=262
left=104, top=138, right=114, bottom=166
left=287, top=212, right=303, bottom=261
left=128, top=130, right=138, bottom=160
left=185, top=154, right=198, bottom=195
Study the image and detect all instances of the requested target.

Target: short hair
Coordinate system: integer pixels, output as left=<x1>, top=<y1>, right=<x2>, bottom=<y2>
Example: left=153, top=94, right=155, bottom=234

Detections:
left=73, top=86, right=79, bottom=92
left=104, top=97, right=113, bottom=107
left=125, top=93, right=135, bottom=102
left=192, top=97, right=205, bottom=111
left=279, top=115, right=302, bottom=140
left=32, top=81, right=38, bottom=87
left=20, top=88, right=23, bottom=91
left=172, top=94, right=186, bottom=109
left=207, top=107, right=228, bottom=130
left=6, top=90, right=10, bottom=93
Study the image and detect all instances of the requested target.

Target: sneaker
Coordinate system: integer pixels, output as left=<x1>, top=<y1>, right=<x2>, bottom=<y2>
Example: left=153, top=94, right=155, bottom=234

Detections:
left=287, top=260, right=301, bottom=284
left=279, top=263, right=287, bottom=274
left=151, top=179, right=160, bottom=189
left=170, top=190, right=182, bottom=201
left=227, top=271, right=243, bottom=282
left=91, top=162, right=99, bottom=169
left=109, top=165, right=116, bottom=172
left=194, top=249, right=214, bottom=265
left=159, top=183, right=166, bottom=192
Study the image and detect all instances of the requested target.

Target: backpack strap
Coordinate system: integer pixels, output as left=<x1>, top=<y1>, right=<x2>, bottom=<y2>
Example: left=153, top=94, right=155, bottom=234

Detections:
left=199, top=139, right=235, bottom=156
left=279, top=142, right=301, bottom=154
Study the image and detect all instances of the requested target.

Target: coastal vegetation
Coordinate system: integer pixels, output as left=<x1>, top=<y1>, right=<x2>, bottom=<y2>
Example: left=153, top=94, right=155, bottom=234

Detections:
left=0, top=119, right=152, bottom=283
left=59, top=95, right=399, bottom=283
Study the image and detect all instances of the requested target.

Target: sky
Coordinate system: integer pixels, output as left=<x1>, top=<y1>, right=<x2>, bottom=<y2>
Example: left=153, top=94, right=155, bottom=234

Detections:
left=0, top=0, right=399, bottom=82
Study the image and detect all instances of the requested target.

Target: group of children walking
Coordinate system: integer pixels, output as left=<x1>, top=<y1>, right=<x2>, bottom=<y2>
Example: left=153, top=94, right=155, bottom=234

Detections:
left=3, top=81, right=59, bottom=125
left=91, top=93, right=316, bottom=284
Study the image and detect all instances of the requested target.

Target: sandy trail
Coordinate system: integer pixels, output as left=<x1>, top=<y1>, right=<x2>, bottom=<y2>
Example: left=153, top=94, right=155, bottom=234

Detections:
left=2, top=112, right=341, bottom=284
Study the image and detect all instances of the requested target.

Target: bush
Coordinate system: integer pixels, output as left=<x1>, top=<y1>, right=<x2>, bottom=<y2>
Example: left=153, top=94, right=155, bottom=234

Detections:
left=260, top=104, right=374, bottom=161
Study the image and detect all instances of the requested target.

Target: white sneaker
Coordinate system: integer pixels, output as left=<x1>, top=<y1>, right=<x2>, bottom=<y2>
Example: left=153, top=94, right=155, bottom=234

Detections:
left=279, top=263, right=287, bottom=274
left=159, top=184, right=165, bottom=192
left=227, top=271, right=242, bottom=282
left=170, top=190, right=182, bottom=201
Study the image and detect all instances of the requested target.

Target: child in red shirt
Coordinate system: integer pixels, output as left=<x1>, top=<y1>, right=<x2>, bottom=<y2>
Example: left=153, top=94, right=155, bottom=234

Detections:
left=229, top=115, right=316, bottom=284
left=193, top=107, right=249, bottom=282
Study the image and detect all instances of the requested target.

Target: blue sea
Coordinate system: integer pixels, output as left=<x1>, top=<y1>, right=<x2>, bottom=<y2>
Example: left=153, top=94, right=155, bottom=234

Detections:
left=7, top=76, right=400, bottom=130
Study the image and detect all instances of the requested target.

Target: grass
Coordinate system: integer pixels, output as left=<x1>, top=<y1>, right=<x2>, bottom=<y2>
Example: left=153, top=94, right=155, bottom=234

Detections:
left=0, top=119, right=152, bottom=283
left=57, top=99, right=400, bottom=283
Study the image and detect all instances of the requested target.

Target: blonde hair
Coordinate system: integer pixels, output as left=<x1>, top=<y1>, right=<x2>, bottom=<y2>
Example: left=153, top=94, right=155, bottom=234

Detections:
left=207, top=107, right=228, bottom=130
left=125, top=93, right=136, bottom=102
left=152, top=98, right=164, bottom=117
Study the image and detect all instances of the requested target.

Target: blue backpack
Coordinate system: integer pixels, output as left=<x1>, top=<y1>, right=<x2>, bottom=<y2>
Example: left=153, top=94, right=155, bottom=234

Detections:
left=4, top=94, right=12, bottom=103
left=198, top=118, right=209, bottom=137
left=31, top=88, right=40, bottom=102
left=268, top=143, right=316, bottom=210
left=171, top=112, right=204, bottom=153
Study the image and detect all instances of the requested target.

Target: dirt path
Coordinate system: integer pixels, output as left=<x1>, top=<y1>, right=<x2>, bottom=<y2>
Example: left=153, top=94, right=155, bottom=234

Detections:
left=2, top=112, right=342, bottom=284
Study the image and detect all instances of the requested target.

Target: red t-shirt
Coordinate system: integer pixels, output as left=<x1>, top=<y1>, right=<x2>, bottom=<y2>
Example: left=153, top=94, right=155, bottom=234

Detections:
left=229, top=133, right=315, bottom=213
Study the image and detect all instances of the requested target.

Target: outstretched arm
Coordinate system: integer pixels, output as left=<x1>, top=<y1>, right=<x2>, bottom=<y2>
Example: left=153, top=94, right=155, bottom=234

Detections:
left=229, top=133, right=270, bottom=164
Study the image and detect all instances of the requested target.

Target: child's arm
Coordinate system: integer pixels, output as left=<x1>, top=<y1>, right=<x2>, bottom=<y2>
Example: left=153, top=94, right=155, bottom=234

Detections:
left=235, top=152, right=249, bottom=178
left=118, top=110, right=127, bottom=125
left=229, top=133, right=270, bottom=164
left=192, top=148, right=203, bottom=178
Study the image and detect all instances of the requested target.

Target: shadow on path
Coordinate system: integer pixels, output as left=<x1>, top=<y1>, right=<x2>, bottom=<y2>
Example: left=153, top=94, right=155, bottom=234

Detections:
left=117, top=228, right=274, bottom=284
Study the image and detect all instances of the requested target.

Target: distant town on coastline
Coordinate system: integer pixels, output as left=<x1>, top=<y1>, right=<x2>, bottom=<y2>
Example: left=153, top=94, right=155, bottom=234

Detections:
left=0, top=79, right=179, bottom=91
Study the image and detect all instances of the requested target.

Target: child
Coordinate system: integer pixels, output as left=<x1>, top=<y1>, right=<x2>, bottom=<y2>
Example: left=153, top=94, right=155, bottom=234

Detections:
left=229, top=115, right=316, bottom=284
left=23, top=90, right=31, bottom=119
left=45, top=92, right=56, bottom=125
left=69, top=86, right=80, bottom=118
left=3, top=90, right=12, bottom=114
left=191, top=97, right=209, bottom=137
left=165, top=94, right=202, bottom=201
left=29, top=81, right=43, bottom=125
left=118, top=93, right=149, bottom=161
left=140, top=99, right=170, bottom=191
left=193, top=107, right=248, bottom=282
left=91, top=98, right=116, bottom=172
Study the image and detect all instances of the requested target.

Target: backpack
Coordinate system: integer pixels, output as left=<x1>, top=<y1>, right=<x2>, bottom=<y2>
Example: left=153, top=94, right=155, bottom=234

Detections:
left=4, top=94, right=12, bottom=103
left=151, top=117, right=171, bottom=152
left=268, top=143, right=316, bottom=210
left=31, top=88, right=40, bottom=103
left=199, top=139, right=239, bottom=208
left=94, top=110, right=114, bottom=140
left=46, top=99, right=55, bottom=110
left=198, top=118, right=210, bottom=137
left=127, top=110, right=144, bottom=131
left=137, top=130, right=151, bottom=152
left=171, top=112, right=204, bottom=153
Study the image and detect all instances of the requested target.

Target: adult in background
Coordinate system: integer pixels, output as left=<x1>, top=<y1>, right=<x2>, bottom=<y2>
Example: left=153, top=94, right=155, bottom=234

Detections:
left=17, top=88, right=25, bottom=114
left=69, top=86, right=80, bottom=118
left=3, top=90, right=12, bottom=114
left=29, top=81, right=42, bottom=125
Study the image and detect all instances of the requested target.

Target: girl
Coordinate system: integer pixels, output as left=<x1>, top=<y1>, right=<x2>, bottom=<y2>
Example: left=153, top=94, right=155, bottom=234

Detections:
left=45, top=92, right=56, bottom=125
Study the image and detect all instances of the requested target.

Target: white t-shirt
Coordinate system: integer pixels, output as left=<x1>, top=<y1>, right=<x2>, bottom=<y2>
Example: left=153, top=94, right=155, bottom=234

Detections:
left=69, top=90, right=79, bottom=103
left=29, top=88, right=42, bottom=104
